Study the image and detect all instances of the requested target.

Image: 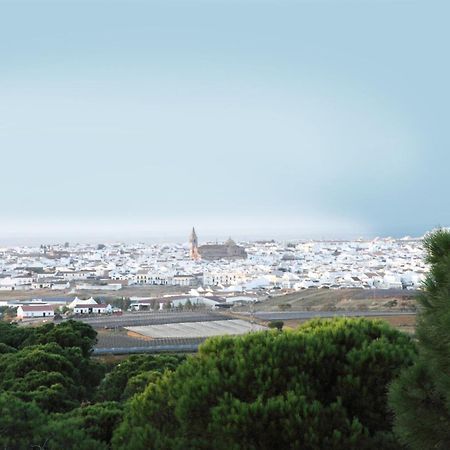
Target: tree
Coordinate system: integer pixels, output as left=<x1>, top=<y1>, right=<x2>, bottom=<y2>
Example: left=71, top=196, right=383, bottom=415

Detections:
left=0, top=342, right=17, bottom=354
left=29, top=319, right=98, bottom=356
left=45, top=402, right=123, bottom=449
left=267, top=320, right=284, bottom=331
left=389, top=229, right=450, bottom=449
left=96, top=354, right=186, bottom=402
left=122, top=371, right=163, bottom=400
left=43, top=416, right=108, bottom=450
left=0, top=392, right=47, bottom=449
left=0, top=392, right=108, bottom=450
left=0, top=306, right=18, bottom=322
left=150, top=299, right=159, bottom=311
left=0, top=342, right=105, bottom=412
left=5, top=369, right=79, bottom=412
left=0, top=321, right=33, bottom=348
left=107, top=297, right=131, bottom=311
left=59, top=305, right=70, bottom=314
left=113, top=318, right=415, bottom=450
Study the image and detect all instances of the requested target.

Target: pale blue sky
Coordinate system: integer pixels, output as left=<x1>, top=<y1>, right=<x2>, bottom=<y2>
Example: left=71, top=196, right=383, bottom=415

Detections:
left=0, top=0, right=448, bottom=243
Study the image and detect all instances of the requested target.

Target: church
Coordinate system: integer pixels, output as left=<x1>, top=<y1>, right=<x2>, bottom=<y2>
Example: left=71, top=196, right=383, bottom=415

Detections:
left=189, top=228, right=247, bottom=261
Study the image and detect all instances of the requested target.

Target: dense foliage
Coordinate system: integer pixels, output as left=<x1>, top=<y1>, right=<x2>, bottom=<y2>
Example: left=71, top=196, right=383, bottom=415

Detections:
left=0, top=342, right=104, bottom=412
left=0, top=319, right=97, bottom=355
left=389, top=229, right=450, bottom=449
left=0, top=320, right=186, bottom=449
left=0, top=310, right=422, bottom=449
left=96, top=353, right=186, bottom=402
left=113, top=318, right=415, bottom=450
left=267, top=319, right=284, bottom=330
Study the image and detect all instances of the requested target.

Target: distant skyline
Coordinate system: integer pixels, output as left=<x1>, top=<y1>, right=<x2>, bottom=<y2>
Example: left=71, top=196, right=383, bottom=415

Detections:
left=1, top=0, right=449, bottom=244
left=0, top=217, right=428, bottom=247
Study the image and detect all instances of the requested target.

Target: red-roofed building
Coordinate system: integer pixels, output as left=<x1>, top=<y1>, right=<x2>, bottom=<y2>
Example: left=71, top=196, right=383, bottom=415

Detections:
left=17, top=305, right=54, bottom=319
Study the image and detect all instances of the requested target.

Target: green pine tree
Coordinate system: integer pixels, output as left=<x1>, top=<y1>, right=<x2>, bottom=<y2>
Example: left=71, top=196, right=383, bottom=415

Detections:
left=389, top=229, right=450, bottom=449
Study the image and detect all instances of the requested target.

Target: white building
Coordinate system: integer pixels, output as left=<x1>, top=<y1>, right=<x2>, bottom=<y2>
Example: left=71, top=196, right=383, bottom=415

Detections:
left=55, top=270, right=95, bottom=281
left=76, top=283, right=122, bottom=291
left=203, top=271, right=246, bottom=286
left=68, top=297, right=97, bottom=309
left=134, top=270, right=172, bottom=285
left=73, top=303, right=111, bottom=314
left=171, top=295, right=223, bottom=308
left=17, top=305, right=54, bottom=319
left=172, top=274, right=196, bottom=286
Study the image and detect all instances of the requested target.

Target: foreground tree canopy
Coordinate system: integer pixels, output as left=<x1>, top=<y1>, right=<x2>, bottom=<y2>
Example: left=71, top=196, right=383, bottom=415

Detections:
left=0, top=307, right=428, bottom=449
left=96, top=353, right=186, bottom=402
left=0, top=320, right=104, bottom=414
left=0, top=320, right=186, bottom=449
left=389, top=229, right=450, bottom=449
left=0, top=319, right=98, bottom=356
left=113, top=318, right=415, bottom=450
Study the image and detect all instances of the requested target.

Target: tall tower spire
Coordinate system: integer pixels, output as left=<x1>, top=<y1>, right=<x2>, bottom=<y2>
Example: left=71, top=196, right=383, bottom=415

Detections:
left=189, top=227, right=200, bottom=260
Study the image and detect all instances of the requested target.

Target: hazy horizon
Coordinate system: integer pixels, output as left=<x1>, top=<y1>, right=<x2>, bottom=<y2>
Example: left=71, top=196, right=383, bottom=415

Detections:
left=0, top=217, right=428, bottom=247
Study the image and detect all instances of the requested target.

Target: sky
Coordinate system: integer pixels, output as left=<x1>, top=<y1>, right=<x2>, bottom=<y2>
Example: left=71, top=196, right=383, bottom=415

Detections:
left=0, top=0, right=449, bottom=244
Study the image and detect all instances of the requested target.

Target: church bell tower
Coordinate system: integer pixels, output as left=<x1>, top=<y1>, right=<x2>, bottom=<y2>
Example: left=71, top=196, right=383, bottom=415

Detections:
left=189, top=227, right=200, bottom=260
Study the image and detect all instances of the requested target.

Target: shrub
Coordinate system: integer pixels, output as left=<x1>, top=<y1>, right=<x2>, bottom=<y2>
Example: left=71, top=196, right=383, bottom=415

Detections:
left=267, top=320, right=284, bottom=331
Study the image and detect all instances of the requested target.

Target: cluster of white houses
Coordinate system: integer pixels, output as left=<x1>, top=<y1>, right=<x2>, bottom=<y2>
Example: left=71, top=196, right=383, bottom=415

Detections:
left=15, top=297, right=113, bottom=320
left=12, top=291, right=257, bottom=320
left=129, top=292, right=257, bottom=311
left=0, top=233, right=429, bottom=300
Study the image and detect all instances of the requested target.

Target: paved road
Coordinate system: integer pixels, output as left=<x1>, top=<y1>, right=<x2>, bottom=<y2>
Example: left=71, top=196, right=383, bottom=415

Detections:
left=250, top=310, right=416, bottom=321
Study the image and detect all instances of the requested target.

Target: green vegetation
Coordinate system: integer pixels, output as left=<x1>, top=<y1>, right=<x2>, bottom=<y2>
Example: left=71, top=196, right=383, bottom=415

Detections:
left=0, top=316, right=419, bottom=449
left=389, top=229, right=450, bottom=449
left=113, top=318, right=414, bottom=449
left=0, top=319, right=97, bottom=355
left=267, top=319, right=284, bottom=330
left=0, top=306, right=17, bottom=321
left=0, top=320, right=185, bottom=449
left=96, top=353, right=186, bottom=402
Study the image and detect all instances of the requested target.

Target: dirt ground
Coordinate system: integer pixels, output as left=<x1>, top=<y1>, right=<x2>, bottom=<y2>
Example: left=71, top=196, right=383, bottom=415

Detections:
left=234, top=288, right=418, bottom=313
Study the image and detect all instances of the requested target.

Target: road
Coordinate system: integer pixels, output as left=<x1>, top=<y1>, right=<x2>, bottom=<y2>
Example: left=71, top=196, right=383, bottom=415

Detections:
left=249, top=310, right=416, bottom=321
